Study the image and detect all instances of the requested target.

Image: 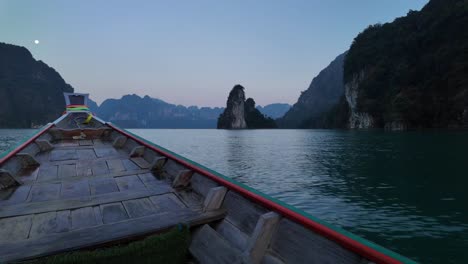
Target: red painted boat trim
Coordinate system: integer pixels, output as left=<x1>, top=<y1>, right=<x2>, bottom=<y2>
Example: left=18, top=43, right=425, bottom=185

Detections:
left=108, top=123, right=402, bottom=264
left=0, top=123, right=54, bottom=165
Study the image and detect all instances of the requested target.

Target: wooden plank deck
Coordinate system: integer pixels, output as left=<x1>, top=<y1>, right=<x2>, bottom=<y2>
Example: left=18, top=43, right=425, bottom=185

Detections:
left=0, top=138, right=225, bottom=263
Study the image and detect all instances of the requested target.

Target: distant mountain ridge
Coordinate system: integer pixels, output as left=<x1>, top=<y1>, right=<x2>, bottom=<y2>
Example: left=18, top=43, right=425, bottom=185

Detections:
left=0, top=42, right=74, bottom=128
left=88, top=95, right=288, bottom=128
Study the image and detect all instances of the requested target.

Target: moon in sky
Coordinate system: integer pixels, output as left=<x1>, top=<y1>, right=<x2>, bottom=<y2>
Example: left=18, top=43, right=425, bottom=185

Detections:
left=34, top=40, right=39, bottom=44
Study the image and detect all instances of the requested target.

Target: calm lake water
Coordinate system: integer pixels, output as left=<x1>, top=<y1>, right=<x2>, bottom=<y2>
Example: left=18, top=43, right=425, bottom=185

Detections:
left=1, top=129, right=467, bottom=263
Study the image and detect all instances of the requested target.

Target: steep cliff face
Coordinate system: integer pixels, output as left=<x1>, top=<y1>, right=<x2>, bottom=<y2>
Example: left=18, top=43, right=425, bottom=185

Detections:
left=344, top=0, right=468, bottom=129
left=0, top=43, right=74, bottom=128
left=217, top=85, right=276, bottom=129
left=278, top=52, right=346, bottom=128
left=217, top=85, right=247, bottom=129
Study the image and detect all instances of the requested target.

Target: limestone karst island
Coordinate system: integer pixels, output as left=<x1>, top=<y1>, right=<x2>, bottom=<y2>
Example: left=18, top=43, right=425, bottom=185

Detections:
left=0, top=1, right=467, bottom=263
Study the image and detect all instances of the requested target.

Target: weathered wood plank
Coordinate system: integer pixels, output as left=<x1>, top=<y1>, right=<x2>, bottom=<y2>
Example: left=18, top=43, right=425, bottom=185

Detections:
left=242, top=212, right=281, bottom=264
left=71, top=207, right=97, bottom=230
left=79, top=140, right=93, bottom=146
left=29, top=211, right=58, bottom=238
left=0, top=215, right=33, bottom=242
left=129, top=146, right=145, bottom=157
left=60, top=179, right=90, bottom=199
left=138, top=172, right=159, bottom=187
left=50, top=149, right=78, bottom=161
left=17, top=166, right=39, bottom=183
left=37, top=165, right=58, bottom=181
left=115, top=175, right=145, bottom=191
left=215, top=219, right=248, bottom=251
left=192, top=173, right=219, bottom=198
left=223, top=191, right=268, bottom=235
left=203, top=186, right=227, bottom=212
left=143, top=149, right=160, bottom=163
left=35, top=140, right=54, bottom=152
left=100, top=202, right=129, bottom=224
left=172, top=170, right=193, bottom=188
left=122, top=159, right=140, bottom=171
left=0, top=187, right=171, bottom=219
left=55, top=210, right=71, bottom=233
left=270, top=218, right=361, bottom=264
left=122, top=198, right=156, bottom=218
left=18, top=143, right=41, bottom=157
left=190, top=224, right=242, bottom=264
left=91, top=160, right=109, bottom=175
left=0, top=185, right=31, bottom=205
left=58, top=164, right=77, bottom=178
left=130, top=157, right=150, bottom=169
left=112, top=136, right=127, bottom=148
left=262, top=253, right=285, bottom=264
left=163, top=159, right=186, bottom=178
left=54, top=140, right=79, bottom=147
left=175, top=190, right=203, bottom=210
left=29, top=183, right=61, bottom=202
left=106, top=159, right=125, bottom=173
left=94, top=147, right=119, bottom=158
left=76, top=149, right=97, bottom=160
left=149, top=193, right=186, bottom=213
left=0, top=169, right=21, bottom=190
left=0, top=209, right=226, bottom=263
left=93, top=206, right=104, bottom=225
left=89, top=177, right=119, bottom=195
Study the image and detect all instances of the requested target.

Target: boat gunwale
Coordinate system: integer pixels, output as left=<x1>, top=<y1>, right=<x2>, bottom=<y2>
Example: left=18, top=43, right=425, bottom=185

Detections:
left=107, top=122, right=417, bottom=264
left=0, top=118, right=416, bottom=264
left=0, top=123, right=53, bottom=165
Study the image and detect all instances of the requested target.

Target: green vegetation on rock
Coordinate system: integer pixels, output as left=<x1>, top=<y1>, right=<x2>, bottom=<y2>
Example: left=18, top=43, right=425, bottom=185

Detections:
left=344, top=0, right=468, bottom=128
left=0, top=43, right=74, bottom=128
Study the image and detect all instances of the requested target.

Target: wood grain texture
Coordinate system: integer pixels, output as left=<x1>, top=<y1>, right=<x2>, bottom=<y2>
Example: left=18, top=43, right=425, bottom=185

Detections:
left=223, top=191, right=268, bottom=235
left=106, top=159, right=125, bottom=173
left=100, top=202, right=129, bottom=224
left=215, top=219, right=248, bottom=251
left=79, top=140, right=93, bottom=146
left=203, top=186, right=227, bottom=212
left=50, top=149, right=78, bottom=161
left=0, top=187, right=170, bottom=219
left=37, top=165, right=59, bottom=181
left=91, top=160, right=109, bottom=176
left=60, top=179, right=90, bottom=199
left=28, top=183, right=61, bottom=202
left=29, top=211, right=58, bottom=238
left=270, top=218, right=361, bottom=264
left=122, top=198, right=156, bottom=218
left=56, top=210, right=71, bottom=233
left=94, top=148, right=119, bottom=158
left=243, top=212, right=280, bottom=264
left=76, top=149, right=97, bottom=160
left=115, top=175, right=145, bottom=191
left=89, top=177, right=119, bottom=195
left=122, top=159, right=140, bottom=171
left=0, top=209, right=225, bottom=263
left=192, top=173, right=219, bottom=198
left=71, top=207, right=97, bottom=230
left=149, top=193, right=186, bottom=213
left=130, top=157, right=151, bottom=169
left=0, top=215, right=33, bottom=242
left=190, top=224, right=242, bottom=264
left=0, top=185, right=31, bottom=205
left=58, top=164, right=77, bottom=178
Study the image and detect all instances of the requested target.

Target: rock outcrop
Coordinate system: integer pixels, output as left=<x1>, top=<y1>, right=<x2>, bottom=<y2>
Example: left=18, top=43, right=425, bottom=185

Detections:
left=343, top=0, right=468, bottom=129
left=0, top=43, right=74, bottom=128
left=217, top=85, right=276, bottom=129
left=278, top=52, right=347, bottom=128
left=217, top=85, right=247, bottom=129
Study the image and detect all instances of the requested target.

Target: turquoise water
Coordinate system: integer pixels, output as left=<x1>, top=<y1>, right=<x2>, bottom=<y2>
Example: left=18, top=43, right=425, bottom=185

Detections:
left=1, top=129, right=467, bottom=263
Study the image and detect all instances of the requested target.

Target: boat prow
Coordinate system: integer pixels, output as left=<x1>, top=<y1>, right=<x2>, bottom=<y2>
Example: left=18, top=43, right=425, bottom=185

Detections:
left=0, top=94, right=416, bottom=263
